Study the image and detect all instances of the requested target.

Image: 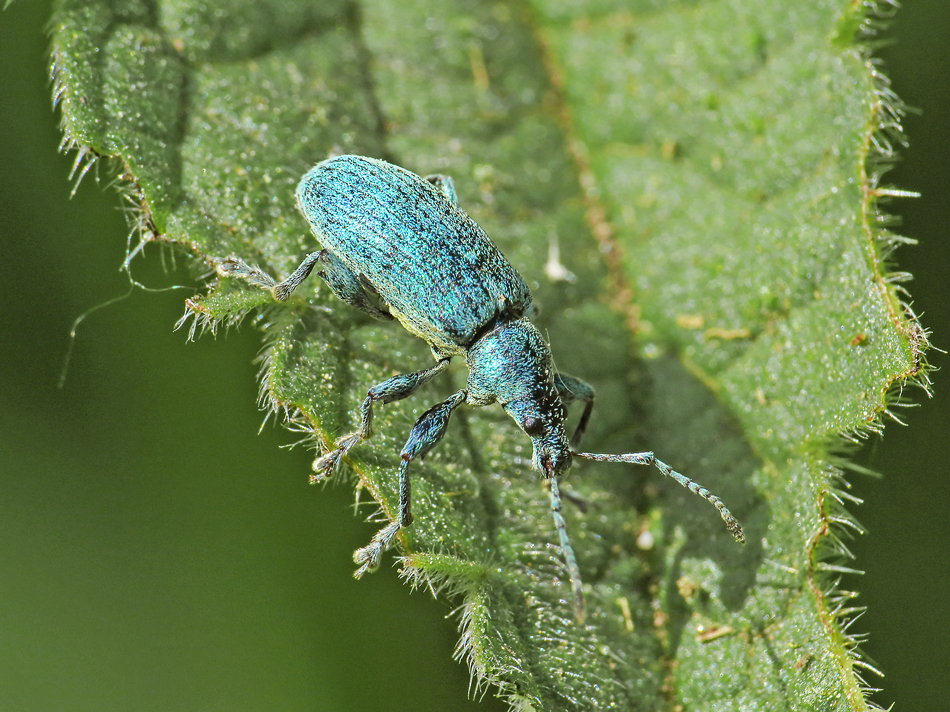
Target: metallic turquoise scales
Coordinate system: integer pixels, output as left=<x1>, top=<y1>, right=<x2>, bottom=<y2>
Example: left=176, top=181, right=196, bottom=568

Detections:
left=296, top=155, right=532, bottom=357
left=221, top=154, right=745, bottom=625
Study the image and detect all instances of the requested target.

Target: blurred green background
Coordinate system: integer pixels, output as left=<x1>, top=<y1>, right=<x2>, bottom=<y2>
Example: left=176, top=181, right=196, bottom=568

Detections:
left=0, top=2, right=946, bottom=711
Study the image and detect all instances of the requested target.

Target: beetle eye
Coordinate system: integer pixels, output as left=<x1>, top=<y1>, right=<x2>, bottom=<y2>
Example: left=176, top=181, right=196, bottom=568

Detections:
left=522, top=416, right=544, bottom=436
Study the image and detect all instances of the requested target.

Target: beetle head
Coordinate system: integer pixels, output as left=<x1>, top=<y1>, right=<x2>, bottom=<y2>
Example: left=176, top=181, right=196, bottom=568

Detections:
left=504, top=397, right=573, bottom=477
left=466, top=318, right=572, bottom=478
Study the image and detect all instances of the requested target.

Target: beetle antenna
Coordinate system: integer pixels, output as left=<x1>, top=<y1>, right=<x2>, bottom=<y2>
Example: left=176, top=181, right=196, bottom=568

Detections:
left=548, top=477, right=586, bottom=624
left=573, top=451, right=745, bottom=543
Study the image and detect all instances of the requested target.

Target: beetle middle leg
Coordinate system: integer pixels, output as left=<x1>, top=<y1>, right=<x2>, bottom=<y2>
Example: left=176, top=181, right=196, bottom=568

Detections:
left=312, top=358, right=452, bottom=481
left=353, top=389, right=467, bottom=576
left=424, top=174, right=458, bottom=205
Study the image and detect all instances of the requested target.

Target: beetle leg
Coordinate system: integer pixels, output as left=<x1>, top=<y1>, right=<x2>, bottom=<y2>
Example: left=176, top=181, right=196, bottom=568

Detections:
left=216, top=255, right=279, bottom=291
left=310, top=250, right=393, bottom=321
left=264, top=249, right=392, bottom=321
left=312, top=358, right=452, bottom=481
left=547, top=476, right=586, bottom=624
left=554, top=373, right=595, bottom=448
left=423, top=173, right=458, bottom=205
left=215, top=252, right=318, bottom=300
left=353, top=390, right=467, bottom=577
left=217, top=250, right=392, bottom=322
left=271, top=251, right=322, bottom=301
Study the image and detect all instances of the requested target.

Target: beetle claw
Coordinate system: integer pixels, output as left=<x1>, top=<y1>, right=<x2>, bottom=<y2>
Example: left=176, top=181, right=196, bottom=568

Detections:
left=353, top=520, right=402, bottom=577
left=352, top=547, right=379, bottom=578
left=311, top=449, right=342, bottom=482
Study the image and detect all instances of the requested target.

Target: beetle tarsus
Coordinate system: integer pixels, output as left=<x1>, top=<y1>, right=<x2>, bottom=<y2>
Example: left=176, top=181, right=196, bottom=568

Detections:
left=353, top=520, right=402, bottom=577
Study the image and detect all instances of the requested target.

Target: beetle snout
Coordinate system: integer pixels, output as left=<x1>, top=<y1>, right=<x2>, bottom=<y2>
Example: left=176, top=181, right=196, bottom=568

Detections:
left=538, top=445, right=572, bottom=479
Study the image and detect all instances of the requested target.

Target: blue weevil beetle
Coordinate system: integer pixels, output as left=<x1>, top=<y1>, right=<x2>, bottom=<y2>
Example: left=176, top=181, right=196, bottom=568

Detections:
left=221, top=154, right=744, bottom=623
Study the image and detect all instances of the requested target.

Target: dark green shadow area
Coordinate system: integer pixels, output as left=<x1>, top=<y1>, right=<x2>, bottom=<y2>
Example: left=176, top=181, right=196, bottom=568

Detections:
left=849, top=1, right=950, bottom=711
left=0, top=2, right=505, bottom=710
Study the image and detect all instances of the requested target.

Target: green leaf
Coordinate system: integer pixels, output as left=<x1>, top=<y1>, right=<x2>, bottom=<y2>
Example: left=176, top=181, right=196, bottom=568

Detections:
left=50, top=0, right=927, bottom=709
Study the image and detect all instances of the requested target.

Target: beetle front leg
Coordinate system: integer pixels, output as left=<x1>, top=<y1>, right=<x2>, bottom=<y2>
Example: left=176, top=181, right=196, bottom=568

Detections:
left=547, top=476, right=586, bottom=624
left=312, top=358, right=451, bottom=482
left=353, top=390, right=467, bottom=576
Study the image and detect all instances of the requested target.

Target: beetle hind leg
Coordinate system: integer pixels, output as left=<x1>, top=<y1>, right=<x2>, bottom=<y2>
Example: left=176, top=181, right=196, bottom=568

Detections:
left=308, top=250, right=392, bottom=321
left=220, top=250, right=395, bottom=324
left=216, top=255, right=280, bottom=291
left=312, top=358, right=452, bottom=482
